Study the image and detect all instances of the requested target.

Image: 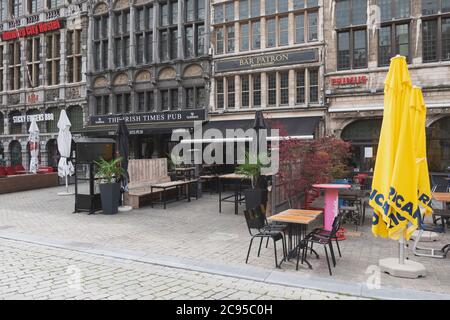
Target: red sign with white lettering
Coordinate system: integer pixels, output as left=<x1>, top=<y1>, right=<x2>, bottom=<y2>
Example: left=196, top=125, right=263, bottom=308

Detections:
left=1, top=19, right=61, bottom=41
left=331, top=75, right=368, bottom=87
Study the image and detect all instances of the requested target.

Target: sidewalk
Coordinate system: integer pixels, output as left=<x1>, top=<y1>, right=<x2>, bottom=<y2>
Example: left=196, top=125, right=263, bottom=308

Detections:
left=0, top=185, right=449, bottom=297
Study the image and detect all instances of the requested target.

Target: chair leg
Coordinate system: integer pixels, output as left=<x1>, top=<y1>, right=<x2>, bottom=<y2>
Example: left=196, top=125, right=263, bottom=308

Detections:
left=266, top=237, right=270, bottom=248
left=246, top=237, right=255, bottom=264
left=335, top=238, right=342, bottom=257
left=329, top=242, right=336, bottom=267
left=281, top=235, right=287, bottom=258
left=257, top=237, right=263, bottom=257
left=296, top=242, right=302, bottom=271
left=324, top=245, right=332, bottom=276
left=273, top=238, right=279, bottom=268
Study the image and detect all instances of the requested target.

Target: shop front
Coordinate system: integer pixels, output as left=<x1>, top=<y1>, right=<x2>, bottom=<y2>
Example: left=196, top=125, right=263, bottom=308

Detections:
left=428, top=116, right=450, bottom=173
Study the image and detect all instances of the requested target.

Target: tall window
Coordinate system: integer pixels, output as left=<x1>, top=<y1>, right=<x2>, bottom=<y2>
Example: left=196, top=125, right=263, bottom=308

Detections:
left=379, top=0, right=410, bottom=21
left=279, top=71, right=289, bottom=105
left=296, top=70, right=305, bottom=104
left=28, top=0, right=38, bottom=13
left=336, top=0, right=367, bottom=70
left=241, top=75, right=250, bottom=108
left=0, top=46, right=3, bottom=91
left=216, top=25, right=235, bottom=53
left=226, top=25, right=235, bottom=53
left=309, top=69, right=319, bottom=103
left=251, top=0, right=260, bottom=17
left=251, top=21, right=260, bottom=49
left=252, top=74, right=261, bottom=107
left=67, top=30, right=82, bottom=83
left=294, top=4, right=319, bottom=44
left=227, top=76, right=235, bottom=108
left=265, top=0, right=287, bottom=15
left=185, top=0, right=205, bottom=57
left=26, top=37, right=40, bottom=87
left=266, top=18, right=276, bottom=47
left=136, top=5, right=153, bottom=65
left=47, top=0, right=60, bottom=9
left=0, top=0, right=6, bottom=20
left=137, top=91, right=154, bottom=112
left=422, top=0, right=450, bottom=62
left=239, top=0, right=249, bottom=19
left=159, top=1, right=178, bottom=60
left=240, top=23, right=249, bottom=51
left=95, top=95, right=110, bottom=115
left=216, top=78, right=224, bottom=109
left=9, top=41, right=21, bottom=90
left=115, top=93, right=131, bottom=114
left=216, top=27, right=224, bottom=54
left=114, top=10, right=130, bottom=67
left=185, top=86, right=205, bottom=109
left=46, top=33, right=60, bottom=85
left=267, top=73, right=276, bottom=106
left=10, top=0, right=22, bottom=17
left=93, top=14, right=108, bottom=71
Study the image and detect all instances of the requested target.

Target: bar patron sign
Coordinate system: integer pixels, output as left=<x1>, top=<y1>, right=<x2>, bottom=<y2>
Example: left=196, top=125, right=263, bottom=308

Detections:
left=89, top=109, right=206, bottom=126
left=1, top=19, right=62, bottom=41
left=215, top=49, right=318, bottom=72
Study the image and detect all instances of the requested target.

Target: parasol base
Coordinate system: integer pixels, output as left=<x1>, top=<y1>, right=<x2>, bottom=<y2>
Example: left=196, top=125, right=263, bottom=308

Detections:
left=57, top=191, right=74, bottom=196
left=118, top=206, right=132, bottom=212
left=379, top=257, right=426, bottom=279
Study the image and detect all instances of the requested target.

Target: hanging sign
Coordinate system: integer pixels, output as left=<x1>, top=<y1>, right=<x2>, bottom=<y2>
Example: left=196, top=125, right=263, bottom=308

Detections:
left=1, top=19, right=62, bottom=41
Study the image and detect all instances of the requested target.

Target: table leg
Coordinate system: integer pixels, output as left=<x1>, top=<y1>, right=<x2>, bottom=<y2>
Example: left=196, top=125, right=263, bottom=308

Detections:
left=150, top=187, right=154, bottom=208
left=187, top=182, right=191, bottom=202
left=234, top=183, right=239, bottom=215
left=324, top=189, right=339, bottom=231
left=163, top=188, right=166, bottom=210
left=219, top=179, right=222, bottom=213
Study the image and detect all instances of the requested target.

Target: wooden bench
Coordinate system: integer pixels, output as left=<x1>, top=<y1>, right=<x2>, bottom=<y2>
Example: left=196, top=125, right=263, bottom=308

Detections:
left=150, top=179, right=198, bottom=209
left=0, top=172, right=59, bottom=194
left=123, top=158, right=173, bottom=209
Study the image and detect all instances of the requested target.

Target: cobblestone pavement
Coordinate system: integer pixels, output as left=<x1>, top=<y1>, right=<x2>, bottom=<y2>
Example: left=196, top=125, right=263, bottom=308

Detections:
left=0, top=186, right=449, bottom=296
left=0, top=238, right=361, bottom=300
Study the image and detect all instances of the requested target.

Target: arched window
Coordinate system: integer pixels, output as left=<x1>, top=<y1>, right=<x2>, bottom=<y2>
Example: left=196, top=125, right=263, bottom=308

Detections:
left=46, top=107, right=61, bottom=133
left=67, top=105, right=83, bottom=131
left=0, top=112, right=4, bottom=134
left=341, top=119, right=382, bottom=173
left=9, top=140, right=22, bottom=166
left=428, top=116, right=450, bottom=172
left=9, top=111, right=22, bottom=135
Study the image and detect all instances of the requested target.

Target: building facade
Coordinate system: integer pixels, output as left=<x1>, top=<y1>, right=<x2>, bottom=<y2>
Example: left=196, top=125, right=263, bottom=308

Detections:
left=0, top=0, right=88, bottom=169
left=209, top=0, right=326, bottom=139
left=324, top=0, right=450, bottom=173
left=85, top=0, right=211, bottom=159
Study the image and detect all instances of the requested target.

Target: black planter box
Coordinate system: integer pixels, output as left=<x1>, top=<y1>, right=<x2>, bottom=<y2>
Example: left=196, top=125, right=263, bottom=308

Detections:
left=99, top=182, right=121, bottom=214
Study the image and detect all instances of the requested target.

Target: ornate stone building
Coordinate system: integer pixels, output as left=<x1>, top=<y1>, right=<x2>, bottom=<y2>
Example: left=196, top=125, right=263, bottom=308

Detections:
left=0, top=0, right=88, bottom=169
left=208, top=0, right=326, bottom=139
left=324, top=0, right=450, bottom=173
left=84, top=0, right=211, bottom=159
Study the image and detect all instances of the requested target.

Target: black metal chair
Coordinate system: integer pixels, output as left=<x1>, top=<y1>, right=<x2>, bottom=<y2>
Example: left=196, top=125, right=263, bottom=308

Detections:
left=244, top=207, right=287, bottom=268
left=299, top=212, right=343, bottom=275
left=431, top=175, right=449, bottom=192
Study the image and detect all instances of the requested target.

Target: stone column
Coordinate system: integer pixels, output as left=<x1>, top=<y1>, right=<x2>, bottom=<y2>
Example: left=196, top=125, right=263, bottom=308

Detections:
left=288, top=69, right=296, bottom=107
left=130, top=6, right=136, bottom=66
left=235, top=75, right=241, bottom=109
left=261, top=72, right=267, bottom=108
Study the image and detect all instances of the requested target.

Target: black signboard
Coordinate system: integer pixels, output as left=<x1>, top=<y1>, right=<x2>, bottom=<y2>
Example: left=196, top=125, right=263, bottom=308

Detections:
left=89, top=109, right=206, bottom=126
left=215, top=49, right=318, bottom=72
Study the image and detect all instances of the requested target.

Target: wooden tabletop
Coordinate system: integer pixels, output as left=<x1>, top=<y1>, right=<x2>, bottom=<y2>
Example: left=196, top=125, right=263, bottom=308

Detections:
left=268, top=214, right=316, bottom=225
left=432, top=192, right=450, bottom=202
left=174, top=167, right=195, bottom=171
left=219, top=173, right=249, bottom=180
left=278, top=209, right=323, bottom=218
left=152, top=179, right=198, bottom=188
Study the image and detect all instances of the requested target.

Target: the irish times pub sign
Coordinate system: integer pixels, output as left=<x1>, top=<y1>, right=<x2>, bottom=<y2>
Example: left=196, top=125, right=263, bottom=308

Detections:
left=89, top=109, right=206, bottom=126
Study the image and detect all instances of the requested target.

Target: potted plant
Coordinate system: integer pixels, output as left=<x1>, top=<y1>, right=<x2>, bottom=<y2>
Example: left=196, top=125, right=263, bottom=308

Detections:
left=94, top=157, right=125, bottom=215
left=235, top=152, right=270, bottom=211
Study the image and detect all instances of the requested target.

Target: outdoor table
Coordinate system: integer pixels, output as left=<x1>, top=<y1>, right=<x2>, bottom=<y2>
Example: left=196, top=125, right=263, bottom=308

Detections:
left=313, top=184, right=351, bottom=232
left=150, top=179, right=198, bottom=209
left=218, top=173, right=249, bottom=215
left=174, top=167, right=195, bottom=180
left=430, top=192, right=450, bottom=258
left=268, top=213, right=319, bottom=269
left=432, top=192, right=450, bottom=202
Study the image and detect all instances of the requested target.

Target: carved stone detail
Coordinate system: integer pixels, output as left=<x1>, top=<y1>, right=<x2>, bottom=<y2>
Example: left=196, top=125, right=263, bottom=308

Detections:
left=94, top=76, right=108, bottom=88
left=113, top=73, right=129, bottom=86
left=183, top=64, right=203, bottom=78
left=45, top=89, right=60, bottom=101
left=158, top=67, right=176, bottom=80
left=66, top=87, right=81, bottom=99
left=113, top=0, right=129, bottom=10
left=135, top=70, right=151, bottom=82
left=94, top=2, right=109, bottom=15
left=8, top=94, right=20, bottom=105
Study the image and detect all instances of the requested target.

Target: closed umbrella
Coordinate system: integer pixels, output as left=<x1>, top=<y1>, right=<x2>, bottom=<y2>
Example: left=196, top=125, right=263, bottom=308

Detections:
left=369, top=55, right=426, bottom=278
left=28, top=116, right=40, bottom=174
left=57, top=110, right=74, bottom=195
left=116, top=119, right=131, bottom=211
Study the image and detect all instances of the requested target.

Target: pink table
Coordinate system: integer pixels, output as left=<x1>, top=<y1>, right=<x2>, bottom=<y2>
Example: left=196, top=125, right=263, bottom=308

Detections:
left=312, top=184, right=351, bottom=231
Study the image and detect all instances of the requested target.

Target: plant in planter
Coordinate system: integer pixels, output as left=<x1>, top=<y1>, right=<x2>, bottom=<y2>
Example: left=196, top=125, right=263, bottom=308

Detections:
left=235, top=152, right=270, bottom=211
left=94, top=157, right=125, bottom=215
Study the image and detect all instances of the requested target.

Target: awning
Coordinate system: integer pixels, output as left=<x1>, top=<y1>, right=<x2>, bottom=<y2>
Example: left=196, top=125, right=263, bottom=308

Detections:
left=73, top=122, right=196, bottom=137
left=181, top=116, right=322, bottom=143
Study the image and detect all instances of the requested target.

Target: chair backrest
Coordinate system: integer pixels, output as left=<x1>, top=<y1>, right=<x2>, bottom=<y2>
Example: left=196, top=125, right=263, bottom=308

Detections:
left=244, top=207, right=266, bottom=235
left=330, top=212, right=344, bottom=238
left=127, top=158, right=169, bottom=188
left=274, top=200, right=290, bottom=214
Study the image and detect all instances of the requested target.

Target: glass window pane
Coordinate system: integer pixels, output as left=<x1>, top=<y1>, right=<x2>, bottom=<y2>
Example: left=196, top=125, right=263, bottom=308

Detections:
left=214, top=4, right=223, bottom=23
left=296, top=70, right=305, bottom=104
left=422, top=0, right=438, bottom=15
left=379, top=26, right=391, bottom=66
left=278, top=0, right=288, bottom=13
left=186, top=0, right=194, bottom=21
left=240, top=0, right=248, bottom=19
left=171, top=1, right=178, bottom=24
left=337, top=32, right=350, bottom=69
left=294, top=0, right=305, bottom=10
left=423, top=19, right=438, bottom=62
left=352, top=0, right=367, bottom=25
left=308, top=11, right=318, bottom=41
left=241, top=75, right=249, bottom=108
left=265, top=0, right=276, bottom=15
left=251, top=0, right=260, bottom=17
left=336, top=0, right=350, bottom=28
left=252, top=21, right=260, bottom=49
left=279, top=16, right=289, bottom=45
left=240, top=23, right=249, bottom=51
left=185, top=26, right=194, bottom=57
left=444, top=0, right=450, bottom=12
left=442, top=18, right=450, bottom=60
left=227, top=77, right=235, bottom=108
left=266, top=18, right=276, bottom=47
left=217, top=78, right=224, bottom=109
left=216, top=27, right=224, bottom=54
left=307, top=0, right=318, bottom=7
left=397, top=0, right=410, bottom=18
left=353, top=29, right=367, bottom=68
left=227, top=25, right=235, bottom=52
left=295, top=14, right=305, bottom=44
left=197, top=25, right=205, bottom=55
left=198, top=0, right=205, bottom=19
left=198, top=87, right=206, bottom=107
left=395, top=24, right=409, bottom=60
left=379, top=0, right=392, bottom=21
left=267, top=73, right=276, bottom=106
left=309, top=69, right=318, bottom=103
left=253, top=74, right=261, bottom=107
left=280, top=71, right=289, bottom=105
left=225, top=2, right=234, bottom=21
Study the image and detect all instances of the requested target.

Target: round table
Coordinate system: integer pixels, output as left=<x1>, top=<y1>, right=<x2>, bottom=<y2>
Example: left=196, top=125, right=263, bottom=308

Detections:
left=312, top=184, right=351, bottom=232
